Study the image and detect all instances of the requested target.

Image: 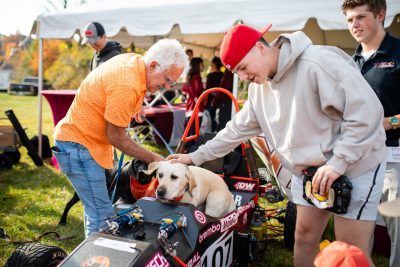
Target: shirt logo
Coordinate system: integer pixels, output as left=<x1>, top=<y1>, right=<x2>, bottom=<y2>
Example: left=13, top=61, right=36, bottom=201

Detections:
left=373, top=61, right=395, bottom=69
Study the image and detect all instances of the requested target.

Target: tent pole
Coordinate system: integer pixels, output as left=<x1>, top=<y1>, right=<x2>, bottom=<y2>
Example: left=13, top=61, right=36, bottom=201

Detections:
left=37, top=37, right=43, bottom=158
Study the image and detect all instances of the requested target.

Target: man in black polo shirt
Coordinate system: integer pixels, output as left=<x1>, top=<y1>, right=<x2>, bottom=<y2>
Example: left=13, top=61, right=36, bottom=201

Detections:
left=342, top=1, right=400, bottom=266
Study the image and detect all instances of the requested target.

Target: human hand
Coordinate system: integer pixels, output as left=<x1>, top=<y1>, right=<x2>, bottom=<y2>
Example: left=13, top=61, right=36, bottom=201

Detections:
left=311, top=165, right=341, bottom=195
left=166, top=154, right=193, bottom=165
left=133, top=108, right=145, bottom=123
left=152, top=153, right=165, bottom=162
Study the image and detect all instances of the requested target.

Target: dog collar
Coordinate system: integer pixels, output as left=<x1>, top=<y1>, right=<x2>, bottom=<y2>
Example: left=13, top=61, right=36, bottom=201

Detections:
left=173, top=185, right=190, bottom=202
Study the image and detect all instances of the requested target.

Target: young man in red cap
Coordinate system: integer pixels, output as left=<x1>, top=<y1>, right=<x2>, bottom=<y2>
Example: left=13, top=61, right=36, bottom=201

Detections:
left=168, top=24, right=386, bottom=266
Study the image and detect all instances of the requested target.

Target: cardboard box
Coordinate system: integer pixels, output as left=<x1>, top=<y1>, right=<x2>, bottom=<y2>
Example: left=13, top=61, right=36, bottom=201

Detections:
left=0, top=125, right=20, bottom=147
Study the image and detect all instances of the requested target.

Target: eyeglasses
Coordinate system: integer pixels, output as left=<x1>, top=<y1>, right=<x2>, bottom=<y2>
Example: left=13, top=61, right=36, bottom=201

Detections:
left=157, top=64, right=177, bottom=87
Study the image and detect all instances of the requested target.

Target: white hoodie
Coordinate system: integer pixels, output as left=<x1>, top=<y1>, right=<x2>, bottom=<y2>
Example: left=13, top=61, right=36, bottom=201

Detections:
left=189, top=31, right=387, bottom=178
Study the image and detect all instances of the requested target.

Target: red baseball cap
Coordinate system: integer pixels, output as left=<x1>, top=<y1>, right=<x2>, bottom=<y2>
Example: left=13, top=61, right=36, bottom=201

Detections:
left=314, top=241, right=370, bottom=267
left=220, top=23, right=272, bottom=71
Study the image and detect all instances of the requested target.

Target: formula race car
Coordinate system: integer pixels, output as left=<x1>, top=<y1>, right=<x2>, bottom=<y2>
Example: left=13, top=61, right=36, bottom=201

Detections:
left=5, top=88, right=287, bottom=267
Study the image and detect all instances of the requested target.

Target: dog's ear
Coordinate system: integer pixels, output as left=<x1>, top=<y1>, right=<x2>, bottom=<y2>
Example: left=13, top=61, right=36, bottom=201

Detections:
left=186, top=168, right=197, bottom=196
left=126, top=160, right=136, bottom=177
left=142, top=161, right=159, bottom=176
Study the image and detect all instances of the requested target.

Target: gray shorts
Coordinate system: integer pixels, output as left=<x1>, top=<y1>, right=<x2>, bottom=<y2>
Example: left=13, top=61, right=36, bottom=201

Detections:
left=291, top=163, right=385, bottom=221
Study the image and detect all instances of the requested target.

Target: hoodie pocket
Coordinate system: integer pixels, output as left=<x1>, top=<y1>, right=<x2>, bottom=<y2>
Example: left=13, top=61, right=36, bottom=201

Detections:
left=279, top=144, right=327, bottom=167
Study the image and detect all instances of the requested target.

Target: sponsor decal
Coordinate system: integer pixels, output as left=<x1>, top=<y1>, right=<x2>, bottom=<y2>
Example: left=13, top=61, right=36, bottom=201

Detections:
left=233, top=194, right=242, bottom=206
left=144, top=251, right=170, bottom=267
left=220, top=212, right=238, bottom=232
left=199, top=223, right=221, bottom=244
left=187, top=252, right=201, bottom=267
left=194, top=210, right=207, bottom=224
left=220, top=200, right=254, bottom=232
left=236, top=201, right=255, bottom=216
left=201, top=231, right=233, bottom=267
left=234, top=181, right=256, bottom=191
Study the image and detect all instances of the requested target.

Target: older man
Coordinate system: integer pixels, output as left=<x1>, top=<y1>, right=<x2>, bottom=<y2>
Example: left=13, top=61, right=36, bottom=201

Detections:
left=53, top=39, right=188, bottom=237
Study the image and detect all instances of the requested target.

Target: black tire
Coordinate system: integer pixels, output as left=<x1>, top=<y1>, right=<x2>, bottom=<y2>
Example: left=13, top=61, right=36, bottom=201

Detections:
left=283, top=201, right=297, bottom=250
left=5, top=242, right=67, bottom=267
left=0, top=154, right=13, bottom=170
left=4, top=150, right=21, bottom=164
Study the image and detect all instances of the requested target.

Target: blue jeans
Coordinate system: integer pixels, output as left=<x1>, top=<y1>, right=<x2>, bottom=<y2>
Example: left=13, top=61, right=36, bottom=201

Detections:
left=53, top=140, right=114, bottom=237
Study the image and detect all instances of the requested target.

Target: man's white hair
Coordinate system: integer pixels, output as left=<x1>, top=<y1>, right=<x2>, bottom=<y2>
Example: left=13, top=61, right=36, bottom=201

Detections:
left=144, top=39, right=189, bottom=72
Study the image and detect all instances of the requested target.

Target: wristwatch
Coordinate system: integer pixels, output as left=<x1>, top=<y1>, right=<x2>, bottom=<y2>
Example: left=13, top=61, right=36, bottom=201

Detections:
left=389, top=116, right=399, bottom=129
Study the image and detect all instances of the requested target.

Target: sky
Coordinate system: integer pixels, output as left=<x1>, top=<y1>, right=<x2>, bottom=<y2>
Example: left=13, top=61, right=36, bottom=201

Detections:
left=0, top=0, right=95, bottom=36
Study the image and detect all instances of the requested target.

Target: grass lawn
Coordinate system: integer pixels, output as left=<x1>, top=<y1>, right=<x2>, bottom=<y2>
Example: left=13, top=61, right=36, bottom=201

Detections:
left=0, top=93, right=389, bottom=266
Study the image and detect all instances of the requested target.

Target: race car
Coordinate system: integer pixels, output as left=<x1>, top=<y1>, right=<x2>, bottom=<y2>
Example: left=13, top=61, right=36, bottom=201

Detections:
left=5, top=88, right=286, bottom=267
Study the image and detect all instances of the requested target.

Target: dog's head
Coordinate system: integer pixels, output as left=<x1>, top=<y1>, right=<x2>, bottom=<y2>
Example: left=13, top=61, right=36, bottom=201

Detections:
left=122, top=159, right=152, bottom=185
left=142, top=161, right=197, bottom=200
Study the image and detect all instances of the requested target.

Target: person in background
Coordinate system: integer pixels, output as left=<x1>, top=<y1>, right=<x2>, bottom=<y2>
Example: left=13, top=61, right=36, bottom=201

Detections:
left=181, top=57, right=205, bottom=143
left=168, top=23, right=387, bottom=267
left=185, top=49, right=194, bottom=61
left=205, top=56, right=224, bottom=132
left=212, top=69, right=234, bottom=131
left=82, top=21, right=122, bottom=71
left=342, top=1, right=400, bottom=266
left=53, top=39, right=188, bottom=237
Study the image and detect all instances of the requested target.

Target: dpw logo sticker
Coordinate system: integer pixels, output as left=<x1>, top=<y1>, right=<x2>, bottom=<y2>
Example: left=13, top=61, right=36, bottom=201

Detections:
left=234, top=182, right=255, bottom=191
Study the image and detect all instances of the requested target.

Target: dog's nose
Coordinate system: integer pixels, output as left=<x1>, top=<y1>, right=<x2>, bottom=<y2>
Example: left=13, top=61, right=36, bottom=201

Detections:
left=157, top=187, right=166, bottom=198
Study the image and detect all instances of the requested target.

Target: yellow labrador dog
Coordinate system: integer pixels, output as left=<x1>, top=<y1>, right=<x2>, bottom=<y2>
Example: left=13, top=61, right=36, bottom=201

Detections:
left=143, top=161, right=236, bottom=218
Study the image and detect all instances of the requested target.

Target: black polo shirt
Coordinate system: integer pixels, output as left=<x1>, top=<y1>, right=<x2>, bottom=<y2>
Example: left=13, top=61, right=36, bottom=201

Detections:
left=354, top=33, right=400, bottom=144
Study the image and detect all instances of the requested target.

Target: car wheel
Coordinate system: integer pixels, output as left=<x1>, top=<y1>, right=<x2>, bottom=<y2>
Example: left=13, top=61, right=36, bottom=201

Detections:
left=283, top=200, right=297, bottom=250
left=5, top=242, right=67, bottom=267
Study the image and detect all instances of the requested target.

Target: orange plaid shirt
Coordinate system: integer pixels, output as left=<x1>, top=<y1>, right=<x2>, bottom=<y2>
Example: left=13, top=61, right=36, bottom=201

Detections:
left=54, top=53, right=147, bottom=169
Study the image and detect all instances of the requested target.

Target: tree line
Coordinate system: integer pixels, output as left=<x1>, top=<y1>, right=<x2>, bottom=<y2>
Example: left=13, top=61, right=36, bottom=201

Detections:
left=0, top=34, right=138, bottom=90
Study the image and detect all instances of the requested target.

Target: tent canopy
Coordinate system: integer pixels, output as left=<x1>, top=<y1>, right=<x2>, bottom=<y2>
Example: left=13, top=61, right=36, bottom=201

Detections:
left=34, top=0, right=400, bottom=56
left=33, top=0, right=399, bottom=156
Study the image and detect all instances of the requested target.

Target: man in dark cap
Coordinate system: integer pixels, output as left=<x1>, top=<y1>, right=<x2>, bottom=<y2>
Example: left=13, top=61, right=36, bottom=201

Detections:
left=82, top=21, right=122, bottom=70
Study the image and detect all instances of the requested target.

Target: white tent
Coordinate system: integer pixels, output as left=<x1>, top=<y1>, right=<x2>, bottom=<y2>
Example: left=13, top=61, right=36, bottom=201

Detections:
left=35, top=0, right=400, bottom=55
left=33, top=0, right=400, bottom=155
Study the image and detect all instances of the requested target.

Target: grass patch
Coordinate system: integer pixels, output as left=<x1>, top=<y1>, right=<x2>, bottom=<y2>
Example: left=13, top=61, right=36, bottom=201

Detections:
left=0, top=93, right=389, bottom=266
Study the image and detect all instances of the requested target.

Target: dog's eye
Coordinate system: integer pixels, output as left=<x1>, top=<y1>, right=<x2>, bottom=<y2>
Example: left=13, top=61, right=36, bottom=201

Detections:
left=158, top=172, right=164, bottom=179
left=171, top=174, right=178, bottom=180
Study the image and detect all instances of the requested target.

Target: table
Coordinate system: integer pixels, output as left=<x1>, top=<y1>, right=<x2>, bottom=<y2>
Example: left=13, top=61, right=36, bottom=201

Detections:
left=41, top=90, right=77, bottom=126
left=42, top=90, right=77, bottom=169
left=132, top=104, right=186, bottom=147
